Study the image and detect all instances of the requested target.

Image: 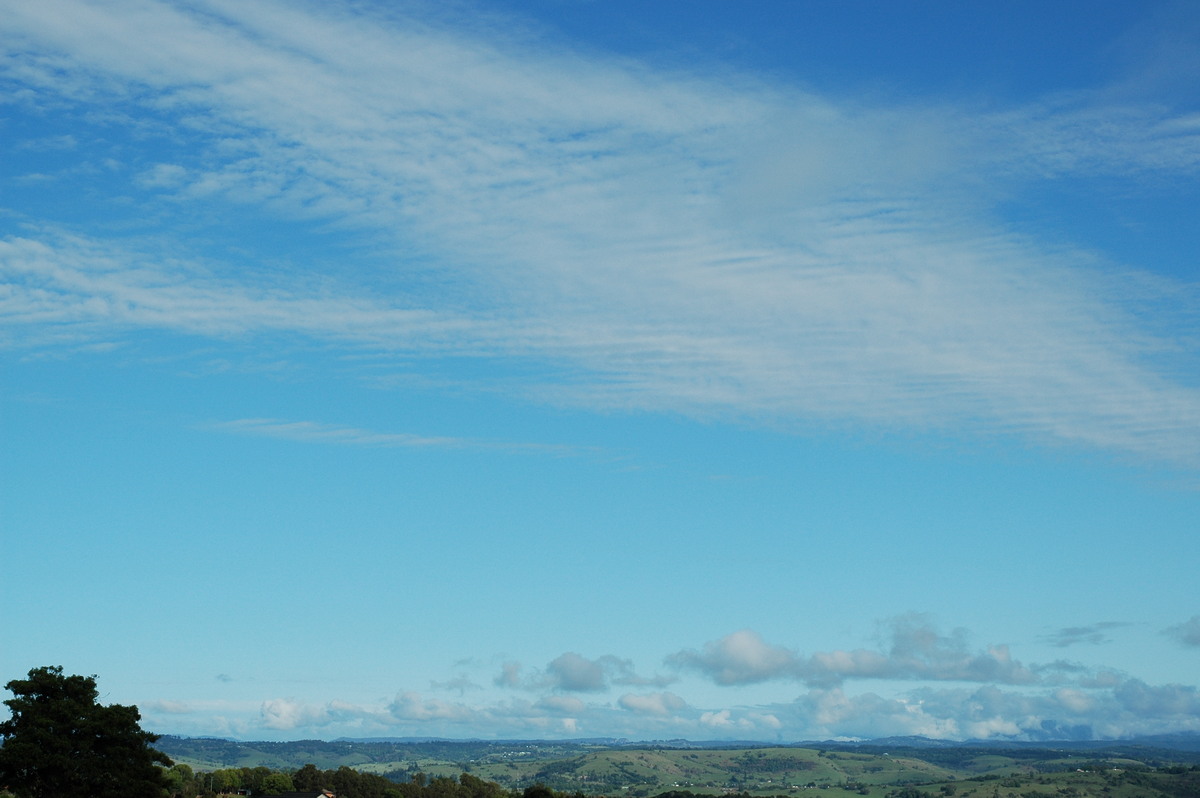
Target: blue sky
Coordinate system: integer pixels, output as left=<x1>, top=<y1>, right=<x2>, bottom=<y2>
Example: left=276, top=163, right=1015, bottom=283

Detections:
left=2, top=0, right=1200, bottom=743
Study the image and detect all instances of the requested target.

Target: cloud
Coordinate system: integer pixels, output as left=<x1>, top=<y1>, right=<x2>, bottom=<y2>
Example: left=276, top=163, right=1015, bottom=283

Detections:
left=494, top=661, right=522, bottom=689
left=1043, top=622, right=1129, bottom=648
left=499, top=652, right=673, bottom=693
left=545, top=652, right=608, bottom=692
left=2, top=1, right=1200, bottom=468
left=1165, top=615, right=1200, bottom=646
left=135, top=625, right=1200, bottom=741
left=1114, top=679, right=1200, bottom=717
left=666, top=629, right=800, bottom=685
left=430, top=676, right=481, bottom=695
left=536, top=695, right=586, bottom=715
left=618, top=691, right=688, bottom=716
left=209, top=417, right=573, bottom=456
left=388, top=691, right=477, bottom=723
left=260, top=698, right=333, bottom=730
left=780, top=675, right=1200, bottom=742
left=699, top=709, right=735, bottom=729
left=668, top=617, right=1036, bottom=688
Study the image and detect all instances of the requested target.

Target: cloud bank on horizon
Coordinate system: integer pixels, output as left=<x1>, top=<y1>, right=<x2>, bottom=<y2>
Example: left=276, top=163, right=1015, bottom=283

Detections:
left=143, top=616, right=1200, bottom=742
left=2, top=0, right=1199, bottom=743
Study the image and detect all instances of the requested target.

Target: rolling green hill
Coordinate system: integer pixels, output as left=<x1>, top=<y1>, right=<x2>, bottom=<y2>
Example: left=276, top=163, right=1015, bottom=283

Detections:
left=153, top=737, right=1200, bottom=796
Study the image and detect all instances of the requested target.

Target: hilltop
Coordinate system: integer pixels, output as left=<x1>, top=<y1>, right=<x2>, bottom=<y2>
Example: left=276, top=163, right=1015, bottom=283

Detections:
left=153, top=735, right=1200, bottom=797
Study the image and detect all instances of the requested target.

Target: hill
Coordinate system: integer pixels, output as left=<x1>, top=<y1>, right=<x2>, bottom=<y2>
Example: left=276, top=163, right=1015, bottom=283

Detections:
left=153, top=736, right=1200, bottom=796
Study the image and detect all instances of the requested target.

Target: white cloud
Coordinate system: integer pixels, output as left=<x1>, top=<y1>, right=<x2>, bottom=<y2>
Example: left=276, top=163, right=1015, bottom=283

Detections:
left=132, top=630, right=1200, bottom=741
left=1, top=0, right=1199, bottom=469
left=545, top=653, right=608, bottom=692
left=1113, top=679, right=1200, bottom=717
left=136, top=162, right=188, bottom=189
left=430, top=676, right=482, bottom=695
left=145, top=699, right=192, bottom=714
left=1054, top=688, right=1096, bottom=714
left=496, top=652, right=672, bottom=694
left=1043, top=622, right=1129, bottom=648
left=667, top=629, right=799, bottom=685
left=494, top=661, right=522, bottom=689
left=209, top=417, right=575, bottom=456
left=618, top=692, right=688, bottom=717
left=536, top=695, right=586, bottom=715
left=260, top=697, right=332, bottom=730
left=698, top=709, right=733, bottom=729
left=1165, top=615, right=1200, bottom=646
left=668, top=617, right=1037, bottom=688
left=388, top=691, right=478, bottom=723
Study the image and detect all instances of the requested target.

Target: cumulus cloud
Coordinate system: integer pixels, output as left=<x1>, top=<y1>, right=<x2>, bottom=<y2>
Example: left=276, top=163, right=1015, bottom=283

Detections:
left=884, top=614, right=1037, bottom=685
left=388, top=691, right=478, bottom=723
left=667, top=629, right=800, bottom=685
left=1113, top=679, right=1200, bottom=717
left=699, top=709, right=735, bottom=728
left=140, top=637, right=1200, bottom=741
left=260, top=698, right=332, bottom=730
left=499, top=652, right=673, bottom=693
left=776, top=679, right=1166, bottom=742
left=1165, top=615, right=1200, bottom=646
left=546, top=652, right=608, bottom=692
left=494, top=661, right=522, bottom=688
left=618, top=692, right=688, bottom=716
left=668, top=617, right=1036, bottom=688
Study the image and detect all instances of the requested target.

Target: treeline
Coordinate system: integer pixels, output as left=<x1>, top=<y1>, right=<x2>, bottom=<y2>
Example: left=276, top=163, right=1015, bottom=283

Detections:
left=163, top=765, right=544, bottom=798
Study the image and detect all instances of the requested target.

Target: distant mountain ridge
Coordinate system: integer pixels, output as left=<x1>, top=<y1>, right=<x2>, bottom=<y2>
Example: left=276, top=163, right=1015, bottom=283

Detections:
left=155, top=731, right=1200, bottom=773
left=161, top=731, right=1200, bottom=752
left=818, top=731, right=1200, bottom=752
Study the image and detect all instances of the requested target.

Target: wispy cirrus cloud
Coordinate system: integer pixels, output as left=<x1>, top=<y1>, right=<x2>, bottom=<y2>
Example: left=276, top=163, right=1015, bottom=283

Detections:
left=1043, top=622, right=1130, bottom=648
left=208, top=417, right=575, bottom=456
left=2, top=0, right=1200, bottom=470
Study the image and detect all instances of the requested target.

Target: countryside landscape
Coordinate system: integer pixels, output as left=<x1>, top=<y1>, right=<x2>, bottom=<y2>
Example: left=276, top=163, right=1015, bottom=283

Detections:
left=5, top=3, right=1200, bottom=798
left=152, top=735, right=1200, bottom=798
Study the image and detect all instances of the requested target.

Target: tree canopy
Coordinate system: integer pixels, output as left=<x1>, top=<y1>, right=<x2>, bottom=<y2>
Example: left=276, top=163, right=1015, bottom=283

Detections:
left=0, top=665, right=172, bottom=798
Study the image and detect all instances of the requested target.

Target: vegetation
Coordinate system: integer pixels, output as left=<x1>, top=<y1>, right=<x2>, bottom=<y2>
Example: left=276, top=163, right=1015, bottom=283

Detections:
left=0, top=666, right=172, bottom=798
left=142, top=760, right=1200, bottom=798
left=152, top=737, right=1200, bottom=798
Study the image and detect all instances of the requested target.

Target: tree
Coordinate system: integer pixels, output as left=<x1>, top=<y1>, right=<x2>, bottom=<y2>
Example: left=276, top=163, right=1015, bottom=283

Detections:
left=164, top=763, right=199, bottom=798
left=294, top=764, right=325, bottom=791
left=0, top=665, right=172, bottom=798
left=261, top=771, right=295, bottom=794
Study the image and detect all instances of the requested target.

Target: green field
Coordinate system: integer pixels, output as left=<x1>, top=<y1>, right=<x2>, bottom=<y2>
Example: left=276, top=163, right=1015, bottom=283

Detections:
left=154, top=737, right=1200, bottom=797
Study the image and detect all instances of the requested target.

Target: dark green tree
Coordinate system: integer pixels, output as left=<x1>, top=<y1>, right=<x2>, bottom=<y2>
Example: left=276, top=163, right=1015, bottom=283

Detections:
left=294, top=764, right=326, bottom=791
left=0, top=665, right=172, bottom=798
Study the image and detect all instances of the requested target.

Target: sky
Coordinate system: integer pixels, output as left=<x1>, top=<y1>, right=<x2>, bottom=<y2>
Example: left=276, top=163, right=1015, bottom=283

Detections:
left=2, top=0, right=1200, bottom=744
